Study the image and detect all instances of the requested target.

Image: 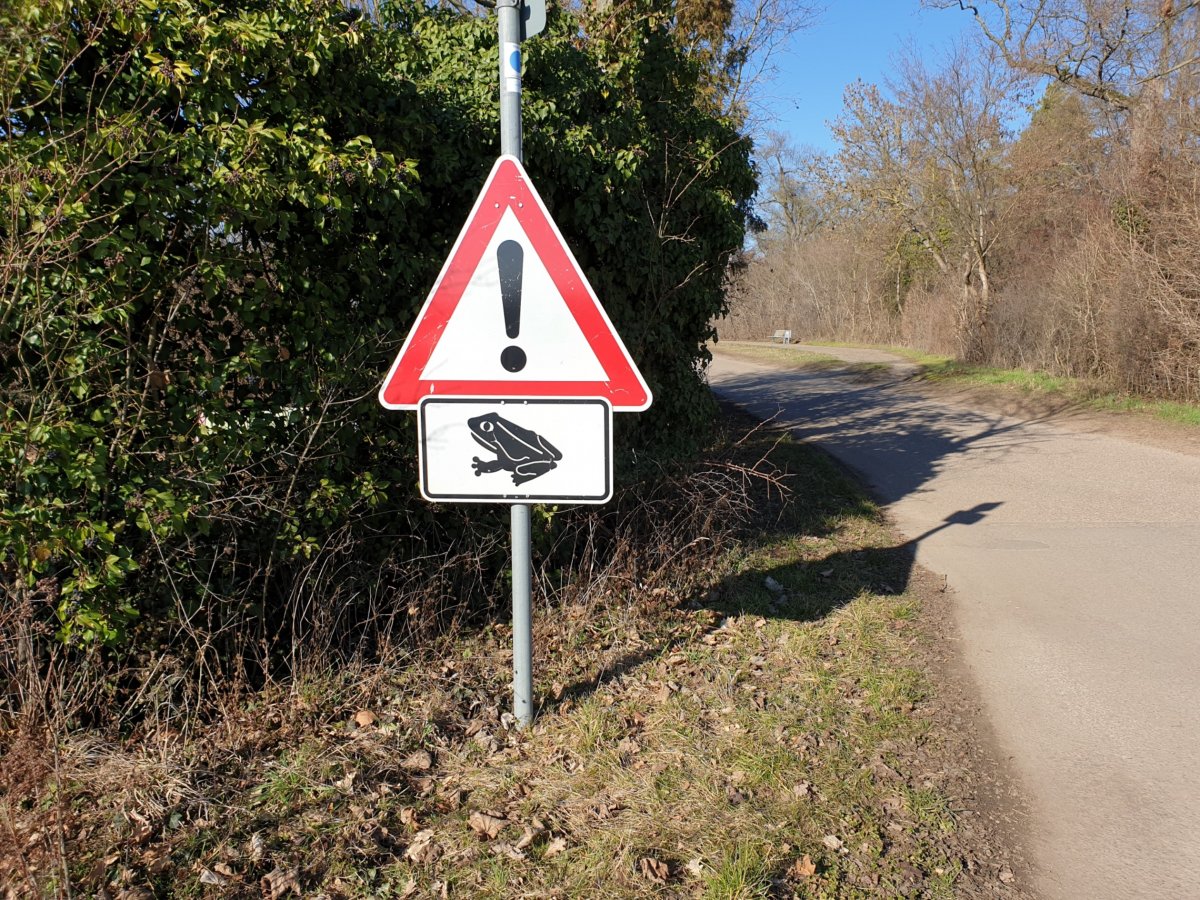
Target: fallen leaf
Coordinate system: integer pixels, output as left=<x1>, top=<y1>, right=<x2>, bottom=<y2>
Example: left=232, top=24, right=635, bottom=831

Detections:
left=469, top=811, right=508, bottom=840
left=492, top=841, right=527, bottom=861
left=353, top=709, right=377, bottom=728
left=792, top=781, right=813, bottom=799
left=405, top=829, right=442, bottom=866
left=590, top=800, right=626, bottom=821
left=199, top=867, right=229, bottom=887
left=822, top=835, right=843, bottom=851
left=638, top=857, right=670, bottom=884
left=513, top=822, right=545, bottom=850
left=999, top=866, right=1015, bottom=884
left=260, top=867, right=301, bottom=899
left=402, top=750, right=433, bottom=772
left=789, top=854, right=817, bottom=879
left=397, top=877, right=418, bottom=899
left=551, top=681, right=565, bottom=700
left=544, top=836, right=568, bottom=858
left=685, top=857, right=705, bottom=877
left=248, top=832, right=266, bottom=862
left=399, top=807, right=419, bottom=831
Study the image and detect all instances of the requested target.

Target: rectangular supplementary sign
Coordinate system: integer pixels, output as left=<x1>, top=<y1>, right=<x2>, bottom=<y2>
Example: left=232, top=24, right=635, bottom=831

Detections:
left=418, top=397, right=612, bottom=504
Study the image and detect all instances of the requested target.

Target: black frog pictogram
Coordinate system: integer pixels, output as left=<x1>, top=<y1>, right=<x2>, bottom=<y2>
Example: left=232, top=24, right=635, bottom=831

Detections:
left=468, top=413, right=562, bottom=486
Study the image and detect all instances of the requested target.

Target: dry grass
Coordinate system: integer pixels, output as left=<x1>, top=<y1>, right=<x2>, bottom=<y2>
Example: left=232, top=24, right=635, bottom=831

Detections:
left=709, top=342, right=848, bottom=371
left=0, top=411, right=1028, bottom=898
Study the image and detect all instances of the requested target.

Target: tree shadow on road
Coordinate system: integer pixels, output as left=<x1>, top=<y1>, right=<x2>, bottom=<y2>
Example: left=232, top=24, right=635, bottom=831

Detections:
left=706, top=501, right=1005, bottom=627
left=708, top=367, right=1059, bottom=506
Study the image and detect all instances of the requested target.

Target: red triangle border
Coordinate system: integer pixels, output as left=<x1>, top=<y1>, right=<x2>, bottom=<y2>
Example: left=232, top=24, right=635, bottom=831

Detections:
left=379, top=156, right=652, bottom=411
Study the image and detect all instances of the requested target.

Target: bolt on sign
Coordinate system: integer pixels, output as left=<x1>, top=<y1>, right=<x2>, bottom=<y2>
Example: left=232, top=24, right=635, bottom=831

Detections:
left=379, top=154, right=652, bottom=504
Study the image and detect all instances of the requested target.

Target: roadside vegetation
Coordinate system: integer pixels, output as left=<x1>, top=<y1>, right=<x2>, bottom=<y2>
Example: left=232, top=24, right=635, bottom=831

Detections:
left=1, top=0, right=761, bottom=742
left=1, top=410, right=1029, bottom=898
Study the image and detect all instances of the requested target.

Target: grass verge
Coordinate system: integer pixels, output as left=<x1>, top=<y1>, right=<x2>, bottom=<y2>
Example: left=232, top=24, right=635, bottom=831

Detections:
left=799, top=342, right=952, bottom=368
left=710, top=342, right=853, bottom=371
left=919, top=360, right=1200, bottom=427
left=1, top=409, right=1028, bottom=898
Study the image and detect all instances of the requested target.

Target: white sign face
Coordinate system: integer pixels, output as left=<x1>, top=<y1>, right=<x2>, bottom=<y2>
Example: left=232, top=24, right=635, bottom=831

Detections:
left=418, top=398, right=612, bottom=504
left=421, top=208, right=609, bottom=384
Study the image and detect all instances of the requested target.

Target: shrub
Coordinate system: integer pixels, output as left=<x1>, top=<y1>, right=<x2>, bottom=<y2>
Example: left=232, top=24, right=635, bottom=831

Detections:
left=0, top=0, right=755, bottom=721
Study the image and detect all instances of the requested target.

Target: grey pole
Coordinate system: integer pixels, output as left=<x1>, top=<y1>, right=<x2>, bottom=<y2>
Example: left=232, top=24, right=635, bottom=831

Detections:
left=510, top=502, right=532, bottom=726
left=497, top=0, right=533, bottom=728
left=497, top=0, right=523, bottom=162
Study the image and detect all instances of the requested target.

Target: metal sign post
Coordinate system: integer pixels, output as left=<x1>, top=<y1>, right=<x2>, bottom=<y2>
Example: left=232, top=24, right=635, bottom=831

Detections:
left=496, top=0, right=533, bottom=728
left=379, top=0, right=648, bottom=732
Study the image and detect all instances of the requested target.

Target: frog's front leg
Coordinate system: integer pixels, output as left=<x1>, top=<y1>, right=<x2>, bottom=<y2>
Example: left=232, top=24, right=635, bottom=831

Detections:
left=510, top=459, right=557, bottom=486
left=472, top=456, right=507, bottom=476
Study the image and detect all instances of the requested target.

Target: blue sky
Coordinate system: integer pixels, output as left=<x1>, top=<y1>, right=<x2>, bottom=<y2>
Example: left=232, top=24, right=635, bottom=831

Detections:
left=752, top=1, right=976, bottom=152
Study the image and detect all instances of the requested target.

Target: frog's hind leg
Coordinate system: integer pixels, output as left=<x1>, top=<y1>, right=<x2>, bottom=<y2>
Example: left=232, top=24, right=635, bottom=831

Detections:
left=510, top=462, right=556, bottom=486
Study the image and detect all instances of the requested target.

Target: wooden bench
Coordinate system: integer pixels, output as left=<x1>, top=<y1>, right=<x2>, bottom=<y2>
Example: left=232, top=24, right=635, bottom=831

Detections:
left=769, top=329, right=792, bottom=344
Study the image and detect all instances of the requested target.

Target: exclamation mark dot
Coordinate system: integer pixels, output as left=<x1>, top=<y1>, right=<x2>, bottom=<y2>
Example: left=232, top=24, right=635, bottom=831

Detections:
left=497, top=240, right=526, bottom=373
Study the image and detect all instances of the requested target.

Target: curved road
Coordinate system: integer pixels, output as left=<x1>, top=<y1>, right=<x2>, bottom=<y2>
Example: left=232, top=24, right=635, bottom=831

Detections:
left=708, top=345, right=1200, bottom=900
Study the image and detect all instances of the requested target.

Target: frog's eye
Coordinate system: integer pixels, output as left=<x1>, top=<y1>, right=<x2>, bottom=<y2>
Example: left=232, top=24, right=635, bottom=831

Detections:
left=480, top=421, right=494, bottom=432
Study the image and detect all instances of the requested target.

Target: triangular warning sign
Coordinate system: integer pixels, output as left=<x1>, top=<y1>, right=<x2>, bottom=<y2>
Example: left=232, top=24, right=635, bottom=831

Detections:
left=379, top=155, right=652, bottom=411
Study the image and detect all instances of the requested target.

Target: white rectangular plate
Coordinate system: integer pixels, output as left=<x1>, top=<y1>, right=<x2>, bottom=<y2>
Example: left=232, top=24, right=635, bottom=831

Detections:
left=418, top=397, right=612, bottom=503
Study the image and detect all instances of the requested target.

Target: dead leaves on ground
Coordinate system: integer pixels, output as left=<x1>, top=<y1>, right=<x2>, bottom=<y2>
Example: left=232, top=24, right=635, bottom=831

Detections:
left=404, top=829, right=442, bottom=867
left=468, top=810, right=508, bottom=841
left=260, top=867, right=301, bottom=899
left=788, top=854, right=817, bottom=879
left=638, top=856, right=670, bottom=884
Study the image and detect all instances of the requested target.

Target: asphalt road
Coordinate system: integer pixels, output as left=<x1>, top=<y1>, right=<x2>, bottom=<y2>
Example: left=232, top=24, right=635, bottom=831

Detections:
left=708, top=345, right=1200, bottom=900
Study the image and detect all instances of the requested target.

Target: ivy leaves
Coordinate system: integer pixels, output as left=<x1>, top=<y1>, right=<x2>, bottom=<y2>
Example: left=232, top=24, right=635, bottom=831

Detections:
left=1, top=0, right=755, bottom=654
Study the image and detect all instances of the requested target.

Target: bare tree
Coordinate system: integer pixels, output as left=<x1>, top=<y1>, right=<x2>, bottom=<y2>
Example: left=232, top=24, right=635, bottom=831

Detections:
left=832, top=42, right=1026, bottom=361
left=928, top=0, right=1200, bottom=109
left=754, top=134, right=835, bottom=242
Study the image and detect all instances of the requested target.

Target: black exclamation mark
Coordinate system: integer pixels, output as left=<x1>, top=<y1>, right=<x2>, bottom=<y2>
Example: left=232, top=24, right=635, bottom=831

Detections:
left=497, top=240, right=526, bottom=373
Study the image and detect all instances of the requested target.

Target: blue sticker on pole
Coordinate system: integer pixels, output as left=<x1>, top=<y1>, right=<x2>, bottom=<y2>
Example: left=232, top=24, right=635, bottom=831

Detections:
left=502, top=42, right=521, bottom=94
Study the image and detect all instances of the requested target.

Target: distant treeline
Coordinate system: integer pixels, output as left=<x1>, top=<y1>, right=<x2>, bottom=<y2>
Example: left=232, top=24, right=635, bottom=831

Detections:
left=728, top=0, right=1200, bottom=403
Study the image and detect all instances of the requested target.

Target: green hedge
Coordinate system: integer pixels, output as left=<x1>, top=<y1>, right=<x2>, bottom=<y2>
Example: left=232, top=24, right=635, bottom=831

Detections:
left=0, top=0, right=754, bottom=676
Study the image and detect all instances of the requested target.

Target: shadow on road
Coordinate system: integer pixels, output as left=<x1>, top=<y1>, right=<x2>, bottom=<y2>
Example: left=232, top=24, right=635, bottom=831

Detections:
left=705, top=501, right=1006, bottom=627
left=708, top=367, right=1057, bottom=505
